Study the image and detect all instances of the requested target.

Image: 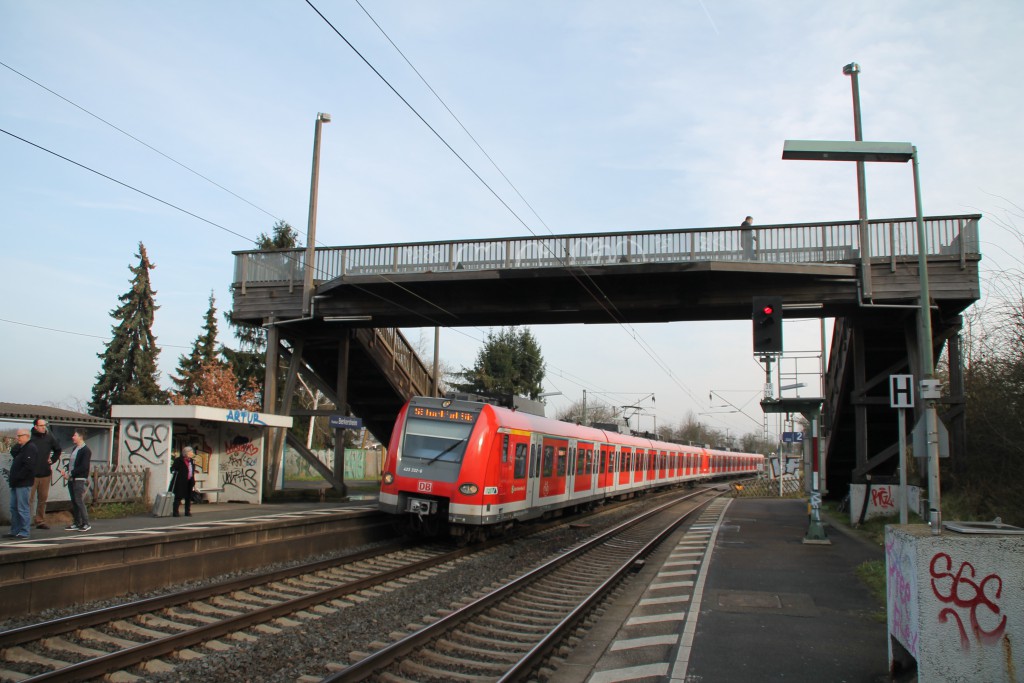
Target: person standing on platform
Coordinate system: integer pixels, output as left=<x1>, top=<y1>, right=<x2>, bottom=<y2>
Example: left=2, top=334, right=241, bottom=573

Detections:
left=29, top=417, right=62, bottom=530
left=8, top=429, right=38, bottom=539
left=740, top=216, right=758, bottom=260
left=170, top=446, right=197, bottom=517
left=59, top=429, right=92, bottom=532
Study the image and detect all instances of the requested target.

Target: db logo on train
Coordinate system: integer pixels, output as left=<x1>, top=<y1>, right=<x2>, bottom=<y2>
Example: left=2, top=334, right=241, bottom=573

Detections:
left=417, top=481, right=433, bottom=493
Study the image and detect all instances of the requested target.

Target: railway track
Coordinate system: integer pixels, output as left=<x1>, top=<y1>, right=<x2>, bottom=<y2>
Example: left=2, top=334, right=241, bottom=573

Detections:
left=0, top=488, right=705, bottom=682
left=0, top=539, right=480, bottom=682
left=321, top=488, right=722, bottom=683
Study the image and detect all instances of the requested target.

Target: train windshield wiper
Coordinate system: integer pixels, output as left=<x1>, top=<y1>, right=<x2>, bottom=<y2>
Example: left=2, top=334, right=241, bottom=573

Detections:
left=427, top=437, right=467, bottom=464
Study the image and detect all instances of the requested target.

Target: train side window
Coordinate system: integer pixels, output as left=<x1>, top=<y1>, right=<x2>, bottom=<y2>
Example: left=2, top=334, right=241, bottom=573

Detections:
left=557, top=447, right=567, bottom=476
left=571, top=446, right=578, bottom=475
left=543, top=445, right=554, bottom=477
left=576, top=448, right=585, bottom=476
left=502, top=434, right=510, bottom=463
left=531, top=444, right=539, bottom=478
left=514, top=443, right=528, bottom=479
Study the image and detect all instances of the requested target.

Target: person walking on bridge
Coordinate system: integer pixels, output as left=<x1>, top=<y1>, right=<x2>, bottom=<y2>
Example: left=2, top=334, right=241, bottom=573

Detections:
left=740, top=216, right=758, bottom=260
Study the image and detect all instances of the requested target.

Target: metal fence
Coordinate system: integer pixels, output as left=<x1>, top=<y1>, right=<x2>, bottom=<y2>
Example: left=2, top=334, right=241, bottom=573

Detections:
left=232, top=214, right=980, bottom=289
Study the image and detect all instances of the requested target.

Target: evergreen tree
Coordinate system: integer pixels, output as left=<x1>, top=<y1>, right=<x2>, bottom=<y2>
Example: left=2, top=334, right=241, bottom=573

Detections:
left=89, top=242, right=166, bottom=416
left=451, top=326, right=546, bottom=400
left=170, top=291, right=221, bottom=400
left=223, top=220, right=301, bottom=402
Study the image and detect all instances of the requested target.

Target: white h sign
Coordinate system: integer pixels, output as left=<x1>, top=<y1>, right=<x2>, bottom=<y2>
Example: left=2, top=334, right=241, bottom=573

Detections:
left=890, top=374, right=915, bottom=409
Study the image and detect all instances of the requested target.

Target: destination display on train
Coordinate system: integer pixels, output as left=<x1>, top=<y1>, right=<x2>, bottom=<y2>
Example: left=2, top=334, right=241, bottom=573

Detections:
left=411, top=406, right=477, bottom=423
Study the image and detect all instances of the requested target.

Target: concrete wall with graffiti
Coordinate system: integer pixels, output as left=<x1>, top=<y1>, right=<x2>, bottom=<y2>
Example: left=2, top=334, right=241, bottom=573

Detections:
left=117, top=418, right=264, bottom=505
left=849, top=483, right=922, bottom=523
left=886, top=525, right=1023, bottom=680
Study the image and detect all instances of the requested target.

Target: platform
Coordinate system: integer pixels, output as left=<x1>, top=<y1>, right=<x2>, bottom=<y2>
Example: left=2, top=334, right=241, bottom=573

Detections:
left=0, top=494, right=385, bottom=619
left=559, top=497, right=889, bottom=683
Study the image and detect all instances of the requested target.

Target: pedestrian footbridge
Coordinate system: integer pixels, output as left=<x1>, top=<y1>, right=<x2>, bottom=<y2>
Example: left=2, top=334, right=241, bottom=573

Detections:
left=231, top=214, right=981, bottom=496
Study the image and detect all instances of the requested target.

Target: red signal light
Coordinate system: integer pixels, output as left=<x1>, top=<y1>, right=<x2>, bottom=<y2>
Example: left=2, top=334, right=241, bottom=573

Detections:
left=762, top=305, right=774, bottom=316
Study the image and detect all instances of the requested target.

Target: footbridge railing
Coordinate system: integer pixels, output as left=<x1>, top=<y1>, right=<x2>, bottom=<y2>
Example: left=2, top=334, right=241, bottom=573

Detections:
left=232, top=214, right=979, bottom=289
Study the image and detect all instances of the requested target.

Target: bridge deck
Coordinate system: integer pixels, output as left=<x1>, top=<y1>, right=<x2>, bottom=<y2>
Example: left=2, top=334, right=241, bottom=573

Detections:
left=232, top=214, right=982, bottom=493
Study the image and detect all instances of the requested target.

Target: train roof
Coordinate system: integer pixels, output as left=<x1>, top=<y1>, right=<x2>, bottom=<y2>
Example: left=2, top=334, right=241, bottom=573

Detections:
left=408, top=396, right=762, bottom=458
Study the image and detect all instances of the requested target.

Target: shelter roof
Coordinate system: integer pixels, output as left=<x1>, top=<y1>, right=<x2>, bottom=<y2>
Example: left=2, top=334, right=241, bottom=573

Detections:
left=0, top=402, right=114, bottom=426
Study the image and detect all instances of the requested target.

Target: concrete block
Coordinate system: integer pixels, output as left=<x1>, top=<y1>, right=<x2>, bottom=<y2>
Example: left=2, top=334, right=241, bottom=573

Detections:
left=886, top=525, right=1024, bottom=681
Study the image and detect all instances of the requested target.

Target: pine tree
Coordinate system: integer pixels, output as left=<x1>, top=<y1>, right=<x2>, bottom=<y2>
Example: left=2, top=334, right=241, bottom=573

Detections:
left=171, top=291, right=221, bottom=399
left=89, top=242, right=166, bottom=416
left=451, top=326, right=546, bottom=400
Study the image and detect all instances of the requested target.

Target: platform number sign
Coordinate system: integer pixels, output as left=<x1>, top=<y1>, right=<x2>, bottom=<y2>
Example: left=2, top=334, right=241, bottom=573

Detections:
left=889, top=374, right=914, bottom=409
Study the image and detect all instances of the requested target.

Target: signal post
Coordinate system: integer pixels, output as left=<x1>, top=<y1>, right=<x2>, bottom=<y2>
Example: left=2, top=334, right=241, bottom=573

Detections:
left=753, top=297, right=829, bottom=543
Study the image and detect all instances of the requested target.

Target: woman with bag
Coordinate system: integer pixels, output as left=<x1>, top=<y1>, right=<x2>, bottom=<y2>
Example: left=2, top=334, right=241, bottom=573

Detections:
left=170, top=446, right=197, bottom=517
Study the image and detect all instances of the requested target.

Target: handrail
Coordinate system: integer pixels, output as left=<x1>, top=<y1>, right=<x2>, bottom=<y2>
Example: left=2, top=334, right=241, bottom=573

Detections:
left=231, top=214, right=980, bottom=288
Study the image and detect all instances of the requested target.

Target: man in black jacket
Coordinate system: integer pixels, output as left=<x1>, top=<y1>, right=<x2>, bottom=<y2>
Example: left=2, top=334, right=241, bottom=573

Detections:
left=58, top=429, right=92, bottom=532
left=8, top=429, right=38, bottom=539
left=29, top=418, right=62, bottom=530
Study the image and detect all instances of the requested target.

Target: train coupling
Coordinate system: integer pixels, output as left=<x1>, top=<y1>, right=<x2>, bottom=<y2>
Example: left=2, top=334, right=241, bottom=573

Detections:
left=407, top=498, right=439, bottom=517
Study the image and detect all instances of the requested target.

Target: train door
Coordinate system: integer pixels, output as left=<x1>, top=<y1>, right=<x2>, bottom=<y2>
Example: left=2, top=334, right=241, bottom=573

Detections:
left=527, top=433, right=543, bottom=510
left=500, top=429, right=531, bottom=506
left=618, top=448, right=632, bottom=487
left=597, top=445, right=612, bottom=490
left=573, top=442, right=594, bottom=494
left=699, top=449, right=710, bottom=476
left=539, top=437, right=568, bottom=501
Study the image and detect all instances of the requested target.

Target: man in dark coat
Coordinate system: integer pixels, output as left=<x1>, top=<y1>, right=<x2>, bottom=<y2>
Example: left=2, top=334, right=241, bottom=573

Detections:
left=8, top=429, right=38, bottom=539
left=170, top=446, right=197, bottom=517
left=29, top=417, right=62, bottom=529
left=58, top=429, right=92, bottom=532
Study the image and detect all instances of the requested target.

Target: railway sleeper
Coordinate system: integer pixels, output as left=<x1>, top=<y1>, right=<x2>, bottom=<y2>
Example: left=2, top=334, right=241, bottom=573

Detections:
left=475, top=613, right=553, bottom=635
left=449, top=629, right=535, bottom=653
left=462, top=621, right=541, bottom=645
left=393, top=656, right=496, bottom=682
left=40, top=636, right=107, bottom=658
left=487, top=607, right=561, bottom=626
left=419, top=647, right=511, bottom=673
left=2, top=645, right=72, bottom=670
left=435, top=637, right=524, bottom=663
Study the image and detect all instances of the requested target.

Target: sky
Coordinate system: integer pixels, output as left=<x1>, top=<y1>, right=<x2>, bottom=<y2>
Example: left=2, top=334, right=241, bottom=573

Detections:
left=1, top=1, right=1021, bottom=444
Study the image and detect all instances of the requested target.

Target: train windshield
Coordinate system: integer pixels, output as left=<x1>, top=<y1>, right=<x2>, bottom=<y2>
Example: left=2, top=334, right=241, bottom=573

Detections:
left=402, top=416, right=473, bottom=464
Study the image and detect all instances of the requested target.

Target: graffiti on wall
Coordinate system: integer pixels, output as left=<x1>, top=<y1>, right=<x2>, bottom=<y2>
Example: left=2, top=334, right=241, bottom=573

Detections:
left=871, top=486, right=895, bottom=509
left=222, top=435, right=259, bottom=494
left=122, top=420, right=170, bottom=466
left=929, top=552, right=1007, bottom=651
left=886, top=536, right=920, bottom=657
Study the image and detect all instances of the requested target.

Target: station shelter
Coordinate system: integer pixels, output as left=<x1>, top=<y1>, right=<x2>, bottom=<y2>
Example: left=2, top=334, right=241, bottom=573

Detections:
left=110, top=405, right=292, bottom=505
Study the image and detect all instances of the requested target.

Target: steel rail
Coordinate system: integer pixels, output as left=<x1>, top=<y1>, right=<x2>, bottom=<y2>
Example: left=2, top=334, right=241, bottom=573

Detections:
left=0, top=539, right=412, bottom=648
left=324, top=487, right=721, bottom=682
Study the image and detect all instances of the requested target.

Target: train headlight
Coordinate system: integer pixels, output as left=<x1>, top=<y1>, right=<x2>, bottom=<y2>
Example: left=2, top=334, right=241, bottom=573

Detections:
left=382, top=472, right=394, bottom=485
left=458, top=482, right=479, bottom=496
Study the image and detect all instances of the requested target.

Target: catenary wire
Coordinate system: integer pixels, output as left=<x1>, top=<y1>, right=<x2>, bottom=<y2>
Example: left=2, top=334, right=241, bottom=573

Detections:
left=318, top=0, right=710, bottom=411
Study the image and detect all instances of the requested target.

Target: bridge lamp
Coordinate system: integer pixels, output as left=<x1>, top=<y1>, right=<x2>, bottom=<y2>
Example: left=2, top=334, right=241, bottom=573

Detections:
left=782, top=138, right=943, bottom=533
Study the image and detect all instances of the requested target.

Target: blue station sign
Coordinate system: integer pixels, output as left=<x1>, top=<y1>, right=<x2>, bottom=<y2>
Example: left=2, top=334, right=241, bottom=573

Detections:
left=329, top=415, right=363, bottom=430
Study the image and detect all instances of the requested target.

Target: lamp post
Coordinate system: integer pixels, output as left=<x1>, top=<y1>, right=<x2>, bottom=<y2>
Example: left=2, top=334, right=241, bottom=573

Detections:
left=782, top=138, right=943, bottom=534
left=843, top=62, right=872, bottom=299
left=302, top=112, right=331, bottom=316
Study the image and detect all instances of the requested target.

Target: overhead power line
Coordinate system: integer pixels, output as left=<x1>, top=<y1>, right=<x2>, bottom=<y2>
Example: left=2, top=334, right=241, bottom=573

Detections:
left=0, top=58, right=283, bottom=223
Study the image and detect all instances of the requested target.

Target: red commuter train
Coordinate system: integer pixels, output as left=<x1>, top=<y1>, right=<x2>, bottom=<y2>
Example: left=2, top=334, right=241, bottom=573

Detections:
left=379, top=396, right=764, bottom=541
